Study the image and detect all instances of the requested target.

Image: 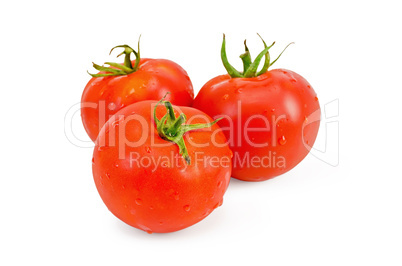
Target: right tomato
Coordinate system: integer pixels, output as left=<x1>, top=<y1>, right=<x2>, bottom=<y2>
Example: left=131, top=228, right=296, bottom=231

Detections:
left=193, top=35, right=321, bottom=181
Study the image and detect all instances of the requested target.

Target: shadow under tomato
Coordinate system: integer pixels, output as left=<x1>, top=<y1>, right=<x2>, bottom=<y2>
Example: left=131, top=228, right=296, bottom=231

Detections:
left=113, top=204, right=229, bottom=239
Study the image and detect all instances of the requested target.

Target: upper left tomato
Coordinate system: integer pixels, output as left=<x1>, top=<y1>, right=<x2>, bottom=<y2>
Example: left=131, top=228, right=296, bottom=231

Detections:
left=81, top=39, right=194, bottom=142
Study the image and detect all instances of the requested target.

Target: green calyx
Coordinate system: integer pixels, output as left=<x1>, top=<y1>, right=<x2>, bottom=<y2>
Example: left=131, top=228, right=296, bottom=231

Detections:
left=88, top=36, right=142, bottom=77
left=154, top=93, right=222, bottom=165
left=221, top=34, right=294, bottom=78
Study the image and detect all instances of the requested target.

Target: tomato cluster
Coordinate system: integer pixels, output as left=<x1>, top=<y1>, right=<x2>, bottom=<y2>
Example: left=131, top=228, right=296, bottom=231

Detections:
left=81, top=35, right=321, bottom=233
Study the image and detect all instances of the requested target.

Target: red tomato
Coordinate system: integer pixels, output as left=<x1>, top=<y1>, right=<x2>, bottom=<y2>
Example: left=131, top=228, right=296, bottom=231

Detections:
left=81, top=43, right=194, bottom=142
left=193, top=35, right=320, bottom=181
left=92, top=98, right=232, bottom=233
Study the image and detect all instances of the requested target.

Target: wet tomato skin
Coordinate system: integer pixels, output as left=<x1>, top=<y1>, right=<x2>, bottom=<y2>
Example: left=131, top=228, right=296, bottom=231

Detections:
left=193, top=69, right=320, bottom=181
left=81, top=59, right=194, bottom=142
left=92, top=100, right=232, bottom=233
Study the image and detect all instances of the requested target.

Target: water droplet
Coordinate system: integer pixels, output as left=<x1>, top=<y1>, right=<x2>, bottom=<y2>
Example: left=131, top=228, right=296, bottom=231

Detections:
left=183, top=205, right=191, bottom=212
left=92, top=157, right=95, bottom=164
left=149, top=206, right=154, bottom=210
left=217, top=180, right=223, bottom=188
left=229, top=150, right=233, bottom=159
left=105, top=173, right=111, bottom=180
left=304, top=116, right=308, bottom=122
left=222, top=94, right=229, bottom=100
left=121, top=185, right=126, bottom=189
left=159, top=221, right=164, bottom=225
left=279, top=136, right=287, bottom=145
left=112, top=120, right=119, bottom=128
left=236, top=88, right=243, bottom=93
left=314, top=96, right=319, bottom=101
left=145, top=146, right=151, bottom=153
left=108, top=102, right=116, bottom=110
left=271, top=108, right=275, bottom=112
left=213, top=202, right=220, bottom=209
left=225, top=172, right=231, bottom=180
left=218, top=199, right=223, bottom=207
left=135, top=198, right=142, bottom=205
left=97, top=146, right=105, bottom=152
left=114, top=162, right=119, bottom=168
left=174, top=193, right=180, bottom=201
left=138, top=224, right=152, bottom=233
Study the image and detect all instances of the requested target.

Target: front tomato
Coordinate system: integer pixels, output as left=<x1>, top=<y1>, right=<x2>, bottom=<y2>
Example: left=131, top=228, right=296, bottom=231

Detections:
left=193, top=35, right=321, bottom=181
left=81, top=41, right=194, bottom=142
left=92, top=97, right=232, bottom=233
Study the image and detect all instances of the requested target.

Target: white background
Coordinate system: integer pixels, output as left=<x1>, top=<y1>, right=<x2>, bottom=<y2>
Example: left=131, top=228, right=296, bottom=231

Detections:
left=1, top=0, right=401, bottom=265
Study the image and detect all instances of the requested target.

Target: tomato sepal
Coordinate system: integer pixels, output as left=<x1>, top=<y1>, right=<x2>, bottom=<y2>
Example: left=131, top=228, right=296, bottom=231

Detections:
left=221, top=33, right=293, bottom=78
left=154, top=94, right=222, bottom=165
left=88, top=36, right=142, bottom=77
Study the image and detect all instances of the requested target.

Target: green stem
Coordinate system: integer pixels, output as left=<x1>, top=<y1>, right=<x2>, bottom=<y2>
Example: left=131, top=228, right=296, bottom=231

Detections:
left=104, top=62, right=133, bottom=73
left=153, top=94, right=221, bottom=165
left=243, top=43, right=271, bottom=78
left=133, top=35, right=141, bottom=71
left=110, top=45, right=135, bottom=70
left=164, top=101, right=176, bottom=121
left=269, top=42, right=294, bottom=67
left=220, top=34, right=292, bottom=78
left=221, top=34, right=243, bottom=78
left=88, top=36, right=142, bottom=77
left=165, top=114, right=186, bottom=137
left=92, top=62, right=125, bottom=75
left=256, top=33, right=275, bottom=76
left=240, top=40, right=252, bottom=73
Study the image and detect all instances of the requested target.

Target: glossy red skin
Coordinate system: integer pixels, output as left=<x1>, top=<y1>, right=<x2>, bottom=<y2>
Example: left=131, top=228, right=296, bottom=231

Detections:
left=92, top=100, right=232, bottom=233
left=193, top=69, right=320, bottom=181
left=81, top=58, right=194, bottom=142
